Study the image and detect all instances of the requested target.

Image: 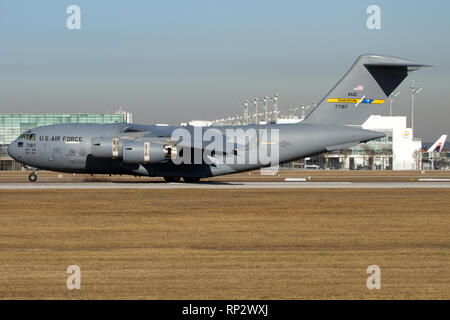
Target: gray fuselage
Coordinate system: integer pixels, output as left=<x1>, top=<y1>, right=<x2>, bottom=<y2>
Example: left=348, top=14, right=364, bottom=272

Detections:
left=7, top=122, right=383, bottom=178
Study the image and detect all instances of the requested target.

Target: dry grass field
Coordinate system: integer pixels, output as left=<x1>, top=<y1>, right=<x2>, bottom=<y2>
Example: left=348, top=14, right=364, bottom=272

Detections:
left=0, top=188, right=449, bottom=299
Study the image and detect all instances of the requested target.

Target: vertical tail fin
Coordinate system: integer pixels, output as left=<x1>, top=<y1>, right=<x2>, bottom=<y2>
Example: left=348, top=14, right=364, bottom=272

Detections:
left=303, top=54, right=431, bottom=125
left=427, top=134, right=447, bottom=152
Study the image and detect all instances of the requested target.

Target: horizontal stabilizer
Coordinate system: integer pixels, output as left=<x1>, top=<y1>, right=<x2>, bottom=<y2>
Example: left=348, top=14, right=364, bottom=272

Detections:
left=325, top=141, right=360, bottom=152
left=303, top=54, right=431, bottom=126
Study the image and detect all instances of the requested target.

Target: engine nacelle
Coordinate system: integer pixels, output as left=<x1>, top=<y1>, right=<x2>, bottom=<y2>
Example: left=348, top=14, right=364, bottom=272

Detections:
left=91, top=137, right=121, bottom=159
left=122, top=141, right=177, bottom=164
left=91, top=137, right=176, bottom=164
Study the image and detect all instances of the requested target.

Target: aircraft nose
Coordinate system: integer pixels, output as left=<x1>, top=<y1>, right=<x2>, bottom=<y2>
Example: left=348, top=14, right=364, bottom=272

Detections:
left=7, top=140, right=20, bottom=161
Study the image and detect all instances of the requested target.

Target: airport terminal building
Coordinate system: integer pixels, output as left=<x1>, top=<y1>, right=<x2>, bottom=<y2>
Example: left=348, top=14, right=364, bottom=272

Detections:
left=0, top=111, right=132, bottom=171
left=319, top=115, right=422, bottom=170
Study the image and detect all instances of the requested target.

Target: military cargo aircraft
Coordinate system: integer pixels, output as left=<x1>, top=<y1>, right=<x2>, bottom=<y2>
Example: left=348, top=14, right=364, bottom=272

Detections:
left=8, top=54, right=429, bottom=182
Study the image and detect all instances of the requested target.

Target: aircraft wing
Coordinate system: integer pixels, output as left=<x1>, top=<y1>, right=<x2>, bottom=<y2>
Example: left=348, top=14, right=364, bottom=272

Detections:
left=116, top=125, right=246, bottom=157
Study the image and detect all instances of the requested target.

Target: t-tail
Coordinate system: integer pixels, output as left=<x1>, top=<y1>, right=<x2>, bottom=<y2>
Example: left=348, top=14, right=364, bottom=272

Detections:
left=303, top=54, right=431, bottom=126
left=427, top=134, right=447, bottom=152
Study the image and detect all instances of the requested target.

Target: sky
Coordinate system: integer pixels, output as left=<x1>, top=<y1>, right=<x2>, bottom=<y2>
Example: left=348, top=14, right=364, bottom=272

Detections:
left=0, top=0, right=449, bottom=141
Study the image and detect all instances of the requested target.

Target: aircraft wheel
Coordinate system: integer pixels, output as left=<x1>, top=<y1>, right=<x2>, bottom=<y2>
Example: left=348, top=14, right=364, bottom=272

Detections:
left=183, top=177, right=200, bottom=183
left=28, top=173, right=37, bottom=182
left=163, top=176, right=181, bottom=182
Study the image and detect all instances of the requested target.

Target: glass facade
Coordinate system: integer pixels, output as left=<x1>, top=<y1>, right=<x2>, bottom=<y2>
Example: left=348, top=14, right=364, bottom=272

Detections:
left=348, top=130, right=393, bottom=156
left=0, top=113, right=127, bottom=145
left=281, top=130, right=395, bottom=170
left=326, top=130, right=393, bottom=157
left=0, top=112, right=130, bottom=171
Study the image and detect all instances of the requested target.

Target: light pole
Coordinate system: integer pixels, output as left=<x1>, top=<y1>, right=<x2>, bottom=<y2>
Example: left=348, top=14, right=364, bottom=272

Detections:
left=301, top=104, right=311, bottom=119
left=289, top=106, right=298, bottom=119
left=263, top=96, right=269, bottom=123
left=254, top=98, right=259, bottom=124
left=410, top=82, right=423, bottom=136
left=273, top=94, right=279, bottom=122
left=245, top=100, right=250, bottom=125
left=242, top=100, right=249, bottom=125
left=389, top=91, right=400, bottom=116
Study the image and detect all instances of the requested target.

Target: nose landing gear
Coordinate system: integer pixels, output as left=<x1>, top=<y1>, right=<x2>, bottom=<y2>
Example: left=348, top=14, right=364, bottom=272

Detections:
left=28, top=172, right=37, bottom=182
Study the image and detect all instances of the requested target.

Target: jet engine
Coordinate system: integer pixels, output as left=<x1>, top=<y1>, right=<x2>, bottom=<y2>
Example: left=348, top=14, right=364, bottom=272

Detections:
left=91, top=137, right=121, bottom=159
left=122, top=141, right=177, bottom=164
left=91, top=137, right=176, bottom=164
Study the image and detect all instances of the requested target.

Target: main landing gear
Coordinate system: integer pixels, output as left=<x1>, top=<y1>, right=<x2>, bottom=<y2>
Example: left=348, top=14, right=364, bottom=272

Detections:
left=28, top=172, right=37, bottom=182
left=163, top=176, right=181, bottom=182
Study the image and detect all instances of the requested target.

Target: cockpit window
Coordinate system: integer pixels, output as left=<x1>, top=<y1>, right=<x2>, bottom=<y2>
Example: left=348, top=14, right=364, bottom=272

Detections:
left=19, top=130, right=32, bottom=139
left=21, top=133, right=36, bottom=140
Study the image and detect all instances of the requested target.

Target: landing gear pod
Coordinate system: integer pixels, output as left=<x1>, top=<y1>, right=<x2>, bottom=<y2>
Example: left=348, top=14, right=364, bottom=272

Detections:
left=122, top=141, right=177, bottom=164
left=91, top=137, right=121, bottom=159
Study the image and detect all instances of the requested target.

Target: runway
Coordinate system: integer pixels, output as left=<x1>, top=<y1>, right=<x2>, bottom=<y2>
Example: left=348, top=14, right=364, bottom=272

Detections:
left=1, top=181, right=450, bottom=189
